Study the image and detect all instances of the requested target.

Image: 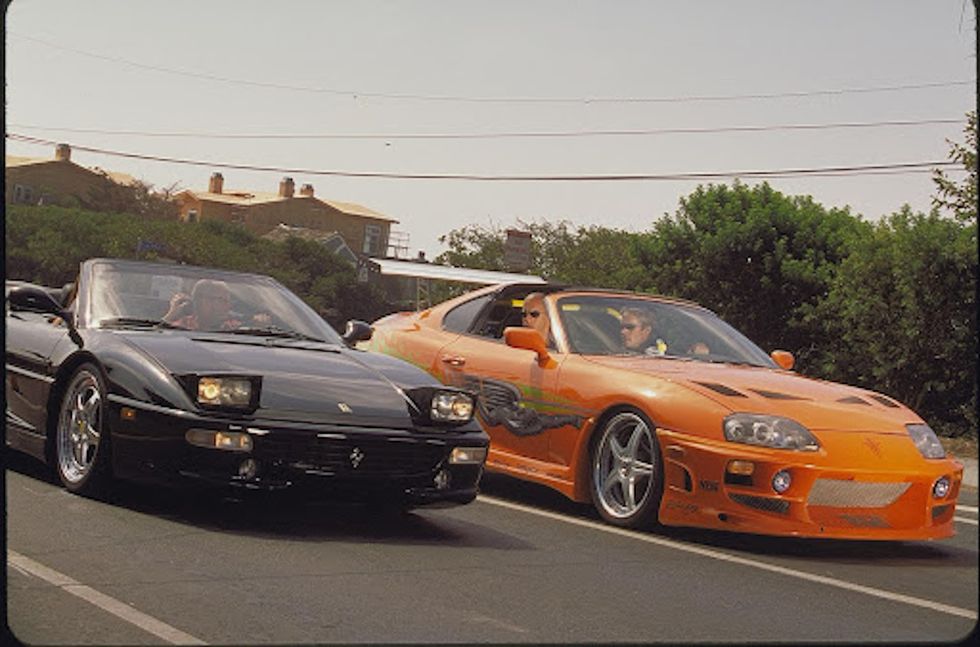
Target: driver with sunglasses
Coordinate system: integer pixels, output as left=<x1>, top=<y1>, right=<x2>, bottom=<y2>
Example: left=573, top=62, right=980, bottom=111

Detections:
left=520, top=292, right=552, bottom=343
left=620, top=307, right=667, bottom=355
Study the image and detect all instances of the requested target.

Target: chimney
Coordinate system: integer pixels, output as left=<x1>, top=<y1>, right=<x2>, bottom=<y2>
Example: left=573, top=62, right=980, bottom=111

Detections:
left=208, top=172, right=224, bottom=194
left=278, top=176, right=295, bottom=198
left=299, top=183, right=314, bottom=197
left=55, top=143, right=71, bottom=162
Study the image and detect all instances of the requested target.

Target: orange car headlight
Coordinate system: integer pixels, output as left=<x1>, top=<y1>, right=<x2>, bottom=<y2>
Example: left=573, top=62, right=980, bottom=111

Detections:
left=724, top=414, right=819, bottom=451
left=906, top=424, right=945, bottom=459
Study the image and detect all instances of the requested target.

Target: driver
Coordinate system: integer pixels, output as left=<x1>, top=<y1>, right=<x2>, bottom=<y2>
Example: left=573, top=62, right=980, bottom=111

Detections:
left=620, top=307, right=667, bottom=355
left=164, top=279, right=242, bottom=331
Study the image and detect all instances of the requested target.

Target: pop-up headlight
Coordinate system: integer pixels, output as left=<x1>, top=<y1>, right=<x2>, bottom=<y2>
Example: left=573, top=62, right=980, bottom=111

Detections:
left=431, top=391, right=475, bottom=423
left=404, top=386, right=476, bottom=427
left=192, top=375, right=260, bottom=411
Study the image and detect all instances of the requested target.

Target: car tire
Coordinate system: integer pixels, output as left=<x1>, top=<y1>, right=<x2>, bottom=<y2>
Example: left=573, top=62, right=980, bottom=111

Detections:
left=590, top=410, right=663, bottom=528
left=55, top=363, right=113, bottom=497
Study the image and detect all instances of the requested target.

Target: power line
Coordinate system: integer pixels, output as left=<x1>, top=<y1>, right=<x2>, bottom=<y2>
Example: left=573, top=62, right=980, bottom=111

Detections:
left=6, top=132, right=960, bottom=182
left=9, top=31, right=976, bottom=105
left=7, top=118, right=967, bottom=141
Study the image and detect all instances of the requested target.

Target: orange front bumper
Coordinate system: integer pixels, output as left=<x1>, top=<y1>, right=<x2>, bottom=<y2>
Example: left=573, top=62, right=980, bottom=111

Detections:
left=656, top=429, right=963, bottom=540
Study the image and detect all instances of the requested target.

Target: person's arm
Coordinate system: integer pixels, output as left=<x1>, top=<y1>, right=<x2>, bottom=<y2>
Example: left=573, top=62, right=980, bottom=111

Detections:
left=163, top=293, right=191, bottom=323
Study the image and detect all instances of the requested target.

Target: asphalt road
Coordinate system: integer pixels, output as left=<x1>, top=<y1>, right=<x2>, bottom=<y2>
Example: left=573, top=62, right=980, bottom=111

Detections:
left=5, top=453, right=978, bottom=645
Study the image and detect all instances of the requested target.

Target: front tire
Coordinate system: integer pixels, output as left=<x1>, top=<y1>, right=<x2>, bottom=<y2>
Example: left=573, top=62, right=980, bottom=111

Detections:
left=590, top=411, right=663, bottom=528
left=55, top=363, right=112, bottom=497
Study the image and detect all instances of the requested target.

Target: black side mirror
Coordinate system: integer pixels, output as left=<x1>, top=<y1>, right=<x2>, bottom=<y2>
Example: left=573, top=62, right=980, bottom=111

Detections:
left=342, top=320, right=373, bottom=345
left=7, top=285, right=68, bottom=318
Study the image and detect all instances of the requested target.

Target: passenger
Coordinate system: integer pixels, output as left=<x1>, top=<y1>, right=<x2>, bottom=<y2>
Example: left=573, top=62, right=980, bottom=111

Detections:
left=521, top=292, right=551, bottom=342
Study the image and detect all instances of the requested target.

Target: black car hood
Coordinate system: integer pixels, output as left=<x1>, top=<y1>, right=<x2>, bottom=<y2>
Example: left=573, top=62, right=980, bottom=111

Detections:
left=116, top=331, right=420, bottom=428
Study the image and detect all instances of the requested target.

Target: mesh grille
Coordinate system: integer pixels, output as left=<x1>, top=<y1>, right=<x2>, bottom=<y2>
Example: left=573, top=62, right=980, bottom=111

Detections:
left=255, top=433, right=445, bottom=477
left=730, top=494, right=790, bottom=515
left=807, top=479, right=910, bottom=508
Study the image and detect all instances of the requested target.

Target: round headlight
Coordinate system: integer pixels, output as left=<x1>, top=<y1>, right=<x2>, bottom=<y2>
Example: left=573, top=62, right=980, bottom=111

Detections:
left=932, top=476, right=951, bottom=499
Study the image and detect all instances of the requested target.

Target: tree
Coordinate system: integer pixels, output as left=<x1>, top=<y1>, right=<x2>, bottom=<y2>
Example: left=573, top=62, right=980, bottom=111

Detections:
left=932, top=111, right=977, bottom=223
left=637, top=182, right=868, bottom=369
left=436, top=218, right=649, bottom=289
left=81, top=174, right=180, bottom=220
left=818, top=206, right=977, bottom=438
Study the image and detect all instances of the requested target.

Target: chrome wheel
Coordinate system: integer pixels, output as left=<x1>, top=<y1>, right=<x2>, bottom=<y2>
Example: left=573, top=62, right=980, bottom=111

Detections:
left=56, top=367, right=105, bottom=489
left=591, top=411, right=661, bottom=526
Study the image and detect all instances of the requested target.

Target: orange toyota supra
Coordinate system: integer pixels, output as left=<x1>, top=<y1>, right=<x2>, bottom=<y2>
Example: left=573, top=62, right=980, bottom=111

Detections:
left=364, top=283, right=964, bottom=540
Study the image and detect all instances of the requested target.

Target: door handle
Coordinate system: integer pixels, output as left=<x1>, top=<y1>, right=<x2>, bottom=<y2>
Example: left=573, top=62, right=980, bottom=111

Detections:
left=441, top=355, right=466, bottom=368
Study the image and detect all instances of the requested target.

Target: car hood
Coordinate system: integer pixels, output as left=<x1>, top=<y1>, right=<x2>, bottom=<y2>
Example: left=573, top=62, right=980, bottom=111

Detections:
left=118, top=331, right=419, bottom=428
left=584, top=356, right=917, bottom=433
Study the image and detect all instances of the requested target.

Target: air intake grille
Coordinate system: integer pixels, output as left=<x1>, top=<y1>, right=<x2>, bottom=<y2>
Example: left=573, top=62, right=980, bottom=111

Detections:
left=807, top=479, right=910, bottom=508
left=730, top=493, right=790, bottom=514
left=255, top=433, right=445, bottom=477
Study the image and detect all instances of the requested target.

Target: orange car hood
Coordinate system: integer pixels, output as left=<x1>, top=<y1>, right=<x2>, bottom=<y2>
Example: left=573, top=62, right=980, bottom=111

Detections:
left=584, top=356, right=916, bottom=433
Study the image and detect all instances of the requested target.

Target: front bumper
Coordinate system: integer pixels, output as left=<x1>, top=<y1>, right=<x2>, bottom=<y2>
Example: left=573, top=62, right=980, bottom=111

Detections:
left=106, top=397, right=488, bottom=507
left=656, top=428, right=963, bottom=540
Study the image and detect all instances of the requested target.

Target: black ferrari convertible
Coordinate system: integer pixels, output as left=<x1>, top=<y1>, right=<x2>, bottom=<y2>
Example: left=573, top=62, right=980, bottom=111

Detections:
left=5, top=258, right=488, bottom=507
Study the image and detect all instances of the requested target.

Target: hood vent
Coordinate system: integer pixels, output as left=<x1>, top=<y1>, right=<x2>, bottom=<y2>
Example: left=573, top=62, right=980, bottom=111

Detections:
left=869, top=395, right=901, bottom=409
left=694, top=381, right=747, bottom=397
left=837, top=396, right=871, bottom=406
left=749, top=388, right=807, bottom=401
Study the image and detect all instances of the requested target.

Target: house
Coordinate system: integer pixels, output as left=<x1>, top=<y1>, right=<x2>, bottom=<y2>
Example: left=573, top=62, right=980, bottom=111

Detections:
left=262, top=223, right=359, bottom=266
left=5, top=144, right=137, bottom=207
left=175, top=173, right=397, bottom=257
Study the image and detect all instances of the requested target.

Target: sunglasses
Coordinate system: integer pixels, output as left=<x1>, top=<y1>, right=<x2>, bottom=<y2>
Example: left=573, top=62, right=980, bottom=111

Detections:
left=522, top=310, right=541, bottom=319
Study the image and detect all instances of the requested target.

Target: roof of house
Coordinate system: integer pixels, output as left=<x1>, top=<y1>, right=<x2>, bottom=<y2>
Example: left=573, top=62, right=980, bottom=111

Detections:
left=178, top=189, right=397, bottom=222
left=5, top=155, right=137, bottom=186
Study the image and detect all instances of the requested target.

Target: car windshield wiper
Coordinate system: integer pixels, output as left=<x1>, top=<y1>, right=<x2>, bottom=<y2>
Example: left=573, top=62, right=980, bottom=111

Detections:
left=100, top=317, right=181, bottom=330
left=222, top=326, right=327, bottom=343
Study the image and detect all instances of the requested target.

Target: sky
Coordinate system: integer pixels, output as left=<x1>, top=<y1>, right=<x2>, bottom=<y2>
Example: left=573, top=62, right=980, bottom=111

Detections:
left=5, top=0, right=977, bottom=259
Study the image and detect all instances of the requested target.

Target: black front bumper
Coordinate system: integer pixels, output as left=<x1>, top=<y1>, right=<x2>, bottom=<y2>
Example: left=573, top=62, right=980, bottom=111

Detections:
left=107, top=399, right=488, bottom=507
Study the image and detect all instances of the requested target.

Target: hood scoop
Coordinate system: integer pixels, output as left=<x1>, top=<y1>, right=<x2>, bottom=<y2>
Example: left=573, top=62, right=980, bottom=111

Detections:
left=694, top=381, right=748, bottom=398
left=749, top=388, right=809, bottom=401
left=869, top=394, right=901, bottom=409
left=837, top=396, right=871, bottom=406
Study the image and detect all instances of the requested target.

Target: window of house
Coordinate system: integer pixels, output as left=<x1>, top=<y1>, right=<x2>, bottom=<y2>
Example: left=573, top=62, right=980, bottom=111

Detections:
left=13, top=184, right=35, bottom=204
left=186, top=209, right=198, bottom=223
left=363, top=224, right=382, bottom=255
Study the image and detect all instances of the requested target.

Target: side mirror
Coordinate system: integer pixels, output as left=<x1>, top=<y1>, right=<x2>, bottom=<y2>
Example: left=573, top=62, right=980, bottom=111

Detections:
left=342, top=320, right=373, bottom=345
left=7, top=285, right=68, bottom=318
left=504, top=326, right=551, bottom=363
left=771, top=350, right=795, bottom=371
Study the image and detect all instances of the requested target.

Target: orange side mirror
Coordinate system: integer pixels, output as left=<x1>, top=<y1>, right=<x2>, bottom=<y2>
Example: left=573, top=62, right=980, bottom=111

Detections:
left=771, top=350, right=795, bottom=371
left=504, top=326, right=551, bottom=363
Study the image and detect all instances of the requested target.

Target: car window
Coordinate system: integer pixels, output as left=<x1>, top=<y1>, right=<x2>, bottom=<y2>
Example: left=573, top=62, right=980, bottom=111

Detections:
left=442, top=294, right=492, bottom=333
left=556, top=295, right=775, bottom=367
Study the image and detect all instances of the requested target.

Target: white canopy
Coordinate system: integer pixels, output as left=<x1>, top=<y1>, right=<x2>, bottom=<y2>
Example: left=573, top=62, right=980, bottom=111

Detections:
left=371, top=258, right=545, bottom=286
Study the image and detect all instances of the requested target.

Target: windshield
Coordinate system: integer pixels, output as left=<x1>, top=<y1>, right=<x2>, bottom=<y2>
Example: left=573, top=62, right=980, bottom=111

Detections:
left=555, top=295, right=776, bottom=368
left=87, top=261, right=344, bottom=344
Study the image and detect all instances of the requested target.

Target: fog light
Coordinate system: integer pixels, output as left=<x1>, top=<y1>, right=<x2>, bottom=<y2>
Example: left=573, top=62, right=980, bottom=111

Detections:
left=434, top=468, right=451, bottom=490
left=238, top=458, right=258, bottom=479
left=727, top=460, right=755, bottom=476
left=932, top=476, right=951, bottom=499
left=772, top=470, right=792, bottom=494
left=449, top=446, right=487, bottom=464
